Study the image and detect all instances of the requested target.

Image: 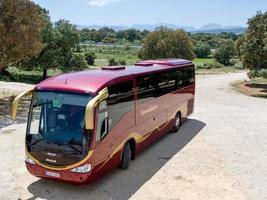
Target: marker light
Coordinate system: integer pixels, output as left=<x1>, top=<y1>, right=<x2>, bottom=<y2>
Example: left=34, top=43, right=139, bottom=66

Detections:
left=25, top=154, right=35, bottom=165
left=71, top=163, right=92, bottom=173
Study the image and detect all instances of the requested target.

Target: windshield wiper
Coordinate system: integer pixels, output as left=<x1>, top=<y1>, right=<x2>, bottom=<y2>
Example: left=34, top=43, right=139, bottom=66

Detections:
left=59, top=143, right=82, bottom=154
left=27, top=138, right=45, bottom=148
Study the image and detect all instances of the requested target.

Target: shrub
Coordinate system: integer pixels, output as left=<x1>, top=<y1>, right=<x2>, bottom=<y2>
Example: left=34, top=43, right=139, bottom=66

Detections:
left=65, top=54, right=88, bottom=72
left=85, top=52, right=97, bottom=65
left=119, top=59, right=126, bottom=65
left=194, top=42, right=211, bottom=58
left=234, top=61, right=244, bottom=69
left=214, top=39, right=235, bottom=65
left=108, top=58, right=118, bottom=66
left=211, top=61, right=224, bottom=68
left=196, top=61, right=224, bottom=69
left=247, top=69, right=267, bottom=79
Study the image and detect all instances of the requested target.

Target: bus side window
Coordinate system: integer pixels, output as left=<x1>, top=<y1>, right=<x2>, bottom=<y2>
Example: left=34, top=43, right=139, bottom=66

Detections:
left=137, top=75, right=157, bottom=103
left=175, top=69, right=184, bottom=89
left=107, top=80, right=134, bottom=131
left=182, top=66, right=195, bottom=87
left=95, top=101, right=108, bottom=143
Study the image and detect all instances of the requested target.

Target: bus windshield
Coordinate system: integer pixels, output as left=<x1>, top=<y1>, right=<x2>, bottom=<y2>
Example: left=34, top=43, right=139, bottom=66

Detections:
left=27, top=91, right=92, bottom=152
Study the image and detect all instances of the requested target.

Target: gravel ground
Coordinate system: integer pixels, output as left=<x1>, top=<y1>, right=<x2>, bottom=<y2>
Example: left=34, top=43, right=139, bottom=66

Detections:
left=0, top=81, right=33, bottom=98
left=0, top=72, right=266, bottom=200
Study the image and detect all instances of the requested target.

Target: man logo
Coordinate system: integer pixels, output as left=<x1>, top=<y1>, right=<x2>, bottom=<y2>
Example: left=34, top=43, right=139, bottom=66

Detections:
left=47, top=152, right=56, bottom=157
left=45, top=158, right=57, bottom=163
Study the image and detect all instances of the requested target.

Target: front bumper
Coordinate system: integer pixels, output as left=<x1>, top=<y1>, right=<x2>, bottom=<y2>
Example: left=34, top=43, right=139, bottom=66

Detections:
left=26, top=162, right=92, bottom=184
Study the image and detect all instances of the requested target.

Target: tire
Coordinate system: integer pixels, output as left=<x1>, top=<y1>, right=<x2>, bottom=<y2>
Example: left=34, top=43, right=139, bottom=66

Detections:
left=120, top=143, right=131, bottom=170
left=171, top=113, right=181, bottom=133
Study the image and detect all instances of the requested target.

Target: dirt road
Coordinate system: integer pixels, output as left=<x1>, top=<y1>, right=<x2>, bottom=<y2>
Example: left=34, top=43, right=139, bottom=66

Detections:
left=0, top=72, right=266, bottom=200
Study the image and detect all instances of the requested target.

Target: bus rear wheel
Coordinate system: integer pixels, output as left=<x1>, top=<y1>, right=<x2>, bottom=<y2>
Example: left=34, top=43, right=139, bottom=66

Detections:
left=120, top=142, right=131, bottom=170
left=172, top=113, right=181, bottom=133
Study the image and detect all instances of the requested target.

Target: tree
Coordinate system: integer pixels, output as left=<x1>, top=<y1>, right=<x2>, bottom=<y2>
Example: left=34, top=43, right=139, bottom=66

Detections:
left=238, top=11, right=267, bottom=70
left=21, top=19, right=82, bottom=79
left=214, top=39, right=235, bottom=65
left=235, top=35, right=245, bottom=58
left=194, top=42, right=211, bottom=58
left=0, top=0, right=46, bottom=74
left=85, top=52, right=97, bottom=65
left=139, top=27, right=194, bottom=60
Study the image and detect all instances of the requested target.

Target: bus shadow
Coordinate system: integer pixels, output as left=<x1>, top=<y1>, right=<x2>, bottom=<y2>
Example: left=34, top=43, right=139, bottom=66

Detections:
left=27, top=118, right=206, bottom=200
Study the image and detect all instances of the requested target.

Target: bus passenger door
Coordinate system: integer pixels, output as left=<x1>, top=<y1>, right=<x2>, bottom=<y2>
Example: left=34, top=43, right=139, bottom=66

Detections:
left=92, top=101, right=112, bottom=171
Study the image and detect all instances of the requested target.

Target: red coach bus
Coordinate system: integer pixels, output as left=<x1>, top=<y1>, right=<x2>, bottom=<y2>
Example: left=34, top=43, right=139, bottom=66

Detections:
left=11, top=59, right=195, bottom=184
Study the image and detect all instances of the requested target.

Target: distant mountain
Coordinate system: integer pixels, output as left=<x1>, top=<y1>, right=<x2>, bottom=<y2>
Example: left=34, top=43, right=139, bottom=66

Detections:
left=132, top=23, right=196, bottom=32
left=77, top=23, right=246, bottom=34
left=76, top=25, right=128, bottom=31
left=200, top=23, right=223, bottom=30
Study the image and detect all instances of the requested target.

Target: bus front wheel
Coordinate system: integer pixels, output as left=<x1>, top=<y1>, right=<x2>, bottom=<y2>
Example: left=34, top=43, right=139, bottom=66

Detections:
left=172, top=113, right=181, bottom=133
left=120, top=142, right=131, bottom=170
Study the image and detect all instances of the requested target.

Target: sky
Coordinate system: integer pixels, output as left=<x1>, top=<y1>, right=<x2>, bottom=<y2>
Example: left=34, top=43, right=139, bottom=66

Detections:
left=33, top=0, right=267, bottom=28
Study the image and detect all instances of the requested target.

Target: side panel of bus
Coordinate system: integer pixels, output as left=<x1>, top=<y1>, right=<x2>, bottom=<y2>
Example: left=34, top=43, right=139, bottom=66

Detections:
left=134, top=65, right=195, bottom=152
left=91, top=65, right=195, bottom=176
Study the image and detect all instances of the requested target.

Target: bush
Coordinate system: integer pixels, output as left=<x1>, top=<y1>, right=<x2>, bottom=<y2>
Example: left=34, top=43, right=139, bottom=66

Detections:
left=248, top=69, right=267, bottom=79
left=234, top=61, right=244, bottom=69
left=196, top=61, right=224, bottom=70
left=65, top=54, right=88, bottom=72
left=214, top=39, right=235, bottom=65
left=119, top=59, right=126, bottom=65
left=108, top=58, right=118, bottom=66
left=194, top=42, right=211, bottom=58
left=211, top=61, right=224, bottom=68
left=85, top=52, right=97, bottom=65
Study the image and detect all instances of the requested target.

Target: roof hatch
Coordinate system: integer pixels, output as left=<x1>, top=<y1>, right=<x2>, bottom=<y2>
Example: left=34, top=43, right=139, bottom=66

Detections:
left=135, top=59, right=192, bottom=66
left=101, top=66, right=126, bottom=70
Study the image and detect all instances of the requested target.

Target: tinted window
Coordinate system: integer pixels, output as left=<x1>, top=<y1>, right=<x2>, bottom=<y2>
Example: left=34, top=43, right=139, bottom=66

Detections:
left=182, top=66, right=195, bottom=87
left=137, top=66, right=195, bottom=102
left=137, top=75, right=157, bottom=104
left=107, top=80, right=134, bottom=130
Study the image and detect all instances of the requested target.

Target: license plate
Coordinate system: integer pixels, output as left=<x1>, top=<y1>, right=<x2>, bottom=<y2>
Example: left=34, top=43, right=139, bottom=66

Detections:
left=45, top=171, right=60, bottom=178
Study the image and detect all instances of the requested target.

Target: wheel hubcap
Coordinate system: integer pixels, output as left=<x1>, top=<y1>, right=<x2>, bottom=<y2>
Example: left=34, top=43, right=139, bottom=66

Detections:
left=175, top=116, right=180, bottom=128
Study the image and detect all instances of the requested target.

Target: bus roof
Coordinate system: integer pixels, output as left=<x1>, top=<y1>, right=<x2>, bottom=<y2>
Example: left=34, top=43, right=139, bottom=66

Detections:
left=35, top=59, right=193, bottom=94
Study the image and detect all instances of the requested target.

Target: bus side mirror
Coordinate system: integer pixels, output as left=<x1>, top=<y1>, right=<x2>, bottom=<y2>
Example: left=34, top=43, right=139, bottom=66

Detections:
left=10, top=89, right=34, bottom=119
left=85, top=87, right=109, bottom=130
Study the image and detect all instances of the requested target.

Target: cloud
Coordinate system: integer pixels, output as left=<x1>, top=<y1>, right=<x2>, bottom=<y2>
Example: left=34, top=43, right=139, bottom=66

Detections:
left=88, top=0, right=122, bottom=6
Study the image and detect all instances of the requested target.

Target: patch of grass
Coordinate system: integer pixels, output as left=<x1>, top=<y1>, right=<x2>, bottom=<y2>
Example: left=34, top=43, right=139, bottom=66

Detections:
left=94, top=53, right=139, bottom=66
left=0, top=67, right=62, bottom=84
left=231, top=78, right=267, bottom=99
left=193, top=58, right=215, bottom=65
left=193, top=58, right=245, bottom=75
left=196, top=66, right=244, bottom=75
left=83, top=45, right=140, bottom=67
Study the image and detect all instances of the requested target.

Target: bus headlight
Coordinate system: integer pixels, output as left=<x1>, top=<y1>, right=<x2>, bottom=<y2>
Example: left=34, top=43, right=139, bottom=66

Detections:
left=25, top=154, right=35, bottom=165
left=71, top=163, right=92, bottom=173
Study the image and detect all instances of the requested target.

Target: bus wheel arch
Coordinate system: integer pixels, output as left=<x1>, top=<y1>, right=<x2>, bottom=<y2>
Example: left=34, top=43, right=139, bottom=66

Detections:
left=128, top=138, right=136, bottom=160
left=120, top=138, right=136, bottom=170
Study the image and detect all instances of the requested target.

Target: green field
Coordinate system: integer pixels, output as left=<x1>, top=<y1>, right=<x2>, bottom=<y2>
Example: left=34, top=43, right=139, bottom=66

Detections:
left=82, top=44, right=139, bottom=66
left=0, top=45, right=244, bottom=84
